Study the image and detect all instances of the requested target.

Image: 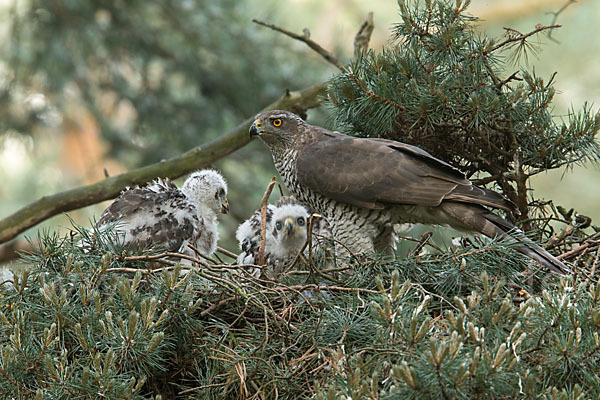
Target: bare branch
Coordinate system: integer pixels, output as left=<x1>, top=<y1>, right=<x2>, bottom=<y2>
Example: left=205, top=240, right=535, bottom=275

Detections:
left=354, top=12, right=374, bottom=58
left=258, top=177, right=277, bottom=266
left=547, top=0, right=577, bottom=42
left=0, top=83, right=327, bottom=244
left=407, top=231, right=433, bottom=257
left=252, top=19, right=344, bottom=71
left=216, top=246, right=239, bottom=260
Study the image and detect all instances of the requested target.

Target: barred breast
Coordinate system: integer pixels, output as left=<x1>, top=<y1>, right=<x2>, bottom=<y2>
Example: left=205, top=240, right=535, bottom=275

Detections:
left=273, top=149, right=396, bottom=255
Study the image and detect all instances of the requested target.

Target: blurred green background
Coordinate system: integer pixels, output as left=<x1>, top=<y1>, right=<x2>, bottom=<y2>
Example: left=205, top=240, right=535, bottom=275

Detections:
left=0, top=0, right=598, bottom=259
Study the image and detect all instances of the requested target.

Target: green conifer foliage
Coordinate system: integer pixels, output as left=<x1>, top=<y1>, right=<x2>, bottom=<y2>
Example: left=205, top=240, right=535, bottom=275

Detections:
left=1, top=225, right=599, bottom=398
left=2, top=1, right=600, bottom=398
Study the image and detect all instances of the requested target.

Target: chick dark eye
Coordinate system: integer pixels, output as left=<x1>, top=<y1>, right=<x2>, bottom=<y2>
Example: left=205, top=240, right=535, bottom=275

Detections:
left=297, top=217, right=305, bottom=226
left=272, top=118, right=282, bottom=127
left=219, top=188, right=225, bottom=196
left=275, top=221, right=283, bottom=230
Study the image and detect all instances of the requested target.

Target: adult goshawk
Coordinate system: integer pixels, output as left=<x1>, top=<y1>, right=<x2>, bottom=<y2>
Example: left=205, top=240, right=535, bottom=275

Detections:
left=249, top=110, right=568, bottom=274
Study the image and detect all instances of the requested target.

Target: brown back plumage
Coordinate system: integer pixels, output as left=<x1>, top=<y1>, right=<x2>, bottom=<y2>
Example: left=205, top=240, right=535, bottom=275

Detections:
left=96, top=179, right=198, bottom=252
left=296, top=133, right=517, bottom=213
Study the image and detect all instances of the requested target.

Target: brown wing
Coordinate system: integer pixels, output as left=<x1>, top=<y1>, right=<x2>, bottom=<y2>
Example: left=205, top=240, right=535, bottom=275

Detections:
left=97, top=188, right=160, bottom=226
left=97, top=185, right=198, bottom=252
left=295, top=135, right=517, bottom=213
left=97, top=178, right=179, bottom=226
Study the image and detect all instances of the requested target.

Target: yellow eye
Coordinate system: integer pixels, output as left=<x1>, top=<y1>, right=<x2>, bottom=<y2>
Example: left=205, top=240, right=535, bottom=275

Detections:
left=272, top=118, right=282, bottom=127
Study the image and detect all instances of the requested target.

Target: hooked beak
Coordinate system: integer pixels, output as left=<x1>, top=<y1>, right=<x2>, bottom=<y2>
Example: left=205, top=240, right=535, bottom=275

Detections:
left=249, top=120, right=262, bottom=137
left=221, top=199, right=230, bottom=214
left=283, top=217, right=295, bottom=236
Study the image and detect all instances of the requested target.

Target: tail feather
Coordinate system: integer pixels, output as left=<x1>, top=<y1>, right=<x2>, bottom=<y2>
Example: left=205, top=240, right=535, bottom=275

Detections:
left=441, top=202, right=570, bottom=274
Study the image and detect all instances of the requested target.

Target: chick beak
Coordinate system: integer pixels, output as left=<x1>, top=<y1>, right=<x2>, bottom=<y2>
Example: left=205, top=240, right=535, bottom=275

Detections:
left=284, top=218, right=295, bottom=237
left=221, top=199, right=230, bottom=214
left=249, top=120, right=262, bottom=137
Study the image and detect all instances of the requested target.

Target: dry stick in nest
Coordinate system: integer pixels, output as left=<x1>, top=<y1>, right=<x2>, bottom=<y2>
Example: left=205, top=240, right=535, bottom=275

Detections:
left=258, top=177, right=277, bottom=266
left=217, top=246, right=239, bottom=260
left=124, top=251, right=210, bottom=267
left=186, top=243, right=220, bottom=264
left=558, top=238, right=600, bottom=260
left=123, top=252, right=252, bottom=299
left=407, top=231, right=434, bottom=257
left=398, top=234, right=444, bottom=253
left=589, top=245, right=600, bottom=278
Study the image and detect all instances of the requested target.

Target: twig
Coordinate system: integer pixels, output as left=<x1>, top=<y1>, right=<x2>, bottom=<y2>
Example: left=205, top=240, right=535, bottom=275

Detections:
left=107, top=265, right=177, bottom=273
left=450, top=245, right=498, bottom=260
left=282, top=224, right=344, bottom=284
left=481, top=56, right=501, bottom=87
left=285, top=220, right=312, bottom=272
left=544, top=224, right=575, bottom=250
left=123, top=251, right=208, bottom=266
left=179, top=382, right=227, bottom=395
left=488, top=24, right=561, bottom=53
left=217, top=246, right=239, bottom=260
left=411, top=282, right=458, bottom=311
left=547, top=0, right=576, bottom=42
left=398, top=235, right=444, bottom=253
left=186, top=243, right=218, bottom=265
left=200, top=296, right=237, bottom=317
left=307, top=213, right=315, bottom=263
left=252, top=19, right=344, bottom=71
left=471, top=170, right=518, bottom=186
left=557, top=240, right=598, bottom=260
left=354, top=12, right=374, bottom=58
left=258, top=177, right=277, bottom=266
left=270, top=284, right=378, bottom=294
left=589, top=245, right=600, bottom=278
left=408, top=231, right=433, bottom=257
left=285, top=265, right=352, bottom=276
left=497, top=70, right=523, bottom=89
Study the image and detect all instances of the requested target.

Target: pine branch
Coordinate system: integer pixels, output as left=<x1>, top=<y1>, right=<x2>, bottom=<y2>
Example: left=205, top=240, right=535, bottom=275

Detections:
left=488, top=24, right=561, bottom=53
left=0, top=83, right=327, bottom=244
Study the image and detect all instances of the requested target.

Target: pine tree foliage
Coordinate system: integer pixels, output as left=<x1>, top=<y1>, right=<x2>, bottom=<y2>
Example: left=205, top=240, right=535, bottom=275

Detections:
left=327, top=0, right=600, bottom=219
left=2, top=1, right=600, bottom=398
left=1, top=225, right=599, bottom=399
